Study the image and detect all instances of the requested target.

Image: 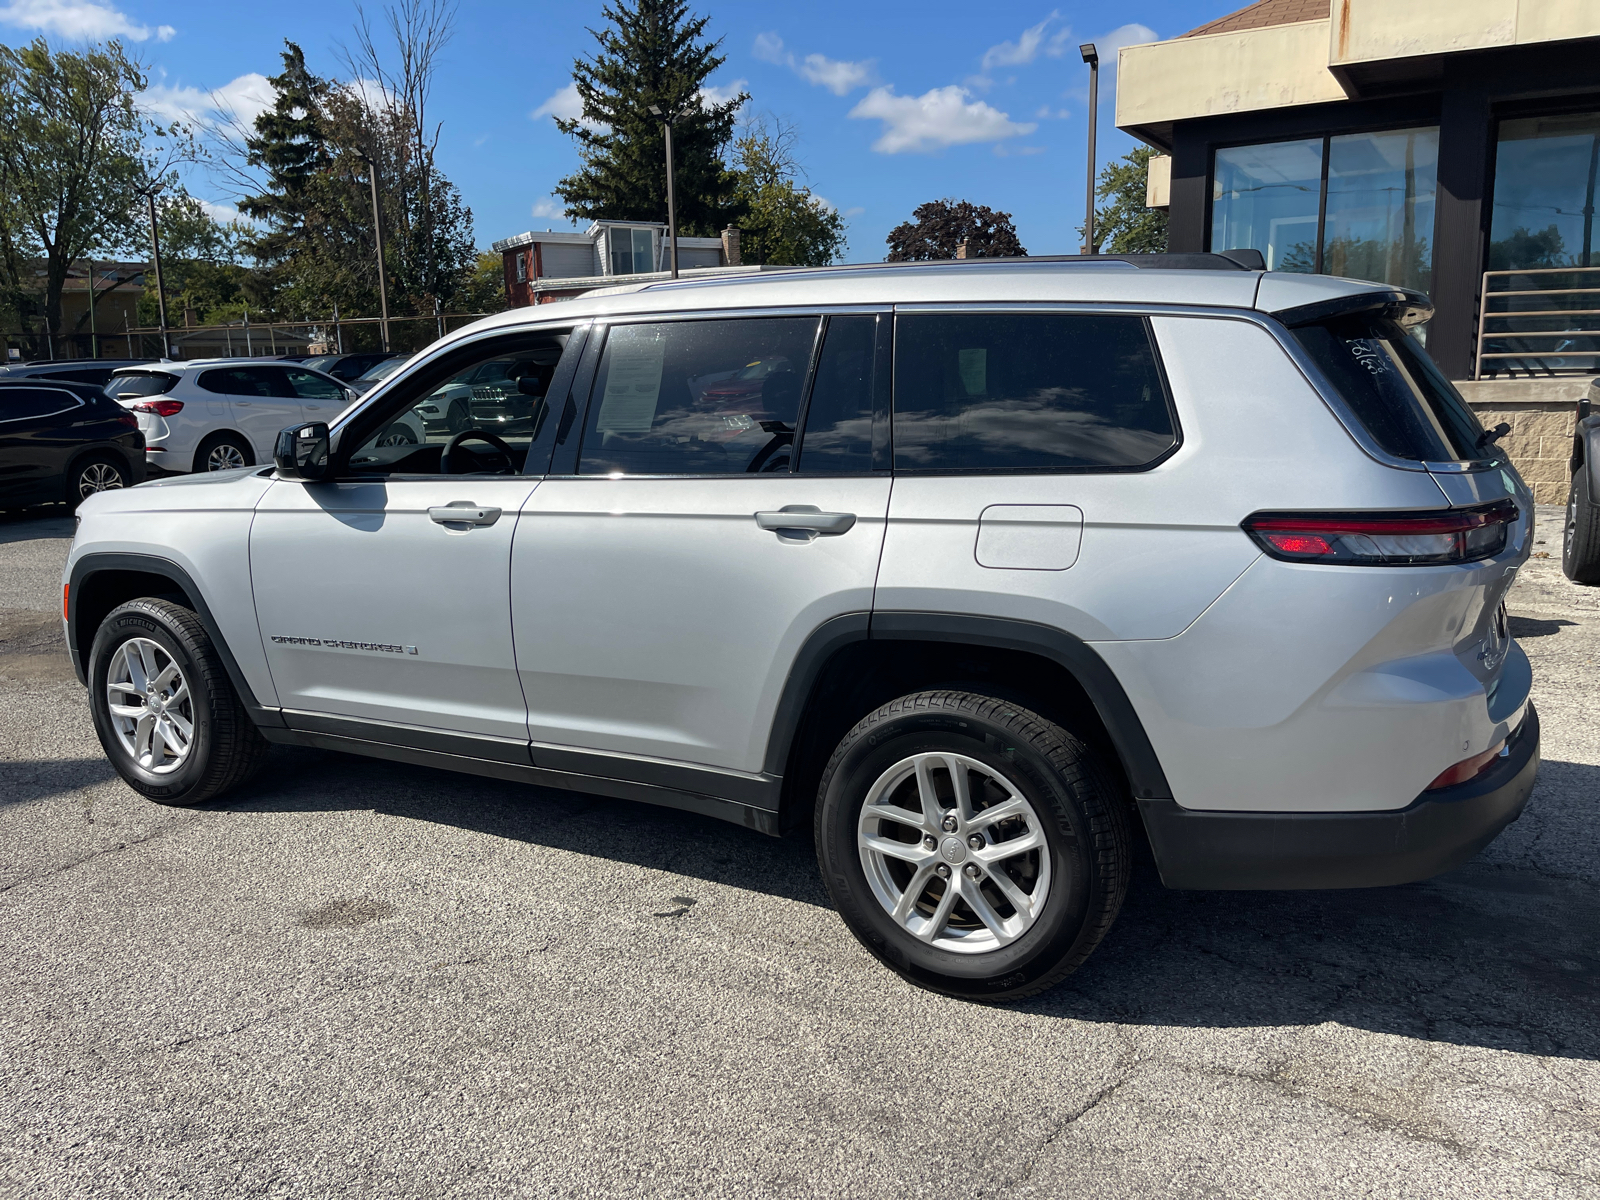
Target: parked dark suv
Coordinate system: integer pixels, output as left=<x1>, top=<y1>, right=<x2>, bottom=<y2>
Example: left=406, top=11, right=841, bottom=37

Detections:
left=0, top=379, right=145, bottom=507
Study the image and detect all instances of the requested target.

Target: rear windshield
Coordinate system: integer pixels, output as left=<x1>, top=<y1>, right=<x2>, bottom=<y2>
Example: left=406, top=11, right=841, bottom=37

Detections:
left=1291, top=315, right=1485, bottom=463
left=108, top=371, right=178, bottom=398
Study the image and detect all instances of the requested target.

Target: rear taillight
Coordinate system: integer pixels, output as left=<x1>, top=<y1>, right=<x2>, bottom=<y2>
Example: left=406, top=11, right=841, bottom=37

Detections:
left=132, top=399, right=183, bottom=417
left=1425, top=741, right=1507, bottom=791
left=1242, top=501, right=1517, bottom=566
left=115, top=413, right=138, bottom=428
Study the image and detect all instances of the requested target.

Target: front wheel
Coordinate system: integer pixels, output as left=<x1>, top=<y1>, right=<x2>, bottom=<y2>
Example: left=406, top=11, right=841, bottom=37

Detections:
left=87, top=598, right=268, bottom=806
left=1563, top=466, right=1600, bottom=585
left=816, top=690, right=1130, bottom=1001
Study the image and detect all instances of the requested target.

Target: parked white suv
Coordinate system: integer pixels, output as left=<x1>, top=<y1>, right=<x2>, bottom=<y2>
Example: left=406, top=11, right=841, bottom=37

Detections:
left=106, top=360, right=401, bottom=474
left=64, top=256, right=1539, bottom=1000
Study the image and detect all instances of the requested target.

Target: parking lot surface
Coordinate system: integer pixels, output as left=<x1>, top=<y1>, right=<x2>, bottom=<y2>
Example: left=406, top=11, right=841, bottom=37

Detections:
left=1, top=505, right=1597, bottom=1199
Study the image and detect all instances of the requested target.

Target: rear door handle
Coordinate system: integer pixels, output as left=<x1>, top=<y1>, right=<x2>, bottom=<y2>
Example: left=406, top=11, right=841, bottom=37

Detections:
left=755, top=506, right=856, bottom=535
left=429, top=503, right=501, bottom=526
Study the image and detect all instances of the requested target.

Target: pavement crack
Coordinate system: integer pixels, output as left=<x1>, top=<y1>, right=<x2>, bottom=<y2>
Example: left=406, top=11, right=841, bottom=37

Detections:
left=0, top=817, right=195, bottom=896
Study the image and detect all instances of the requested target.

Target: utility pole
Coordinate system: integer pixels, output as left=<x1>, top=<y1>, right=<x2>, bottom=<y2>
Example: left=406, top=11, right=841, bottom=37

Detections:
left=648, top=105, right=680, bottom=279
left=87, top=260, right=98, bottom=358
left=143, top=192, right=172, bottom=357
left=362, top=154, right=391, bottom=351
left=1080, top=44, right=1100, bottom=255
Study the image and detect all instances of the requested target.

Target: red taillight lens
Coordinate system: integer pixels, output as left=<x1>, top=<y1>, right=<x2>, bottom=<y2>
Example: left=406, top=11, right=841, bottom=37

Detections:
left=1425, top=741, right=1506, bottom=791
left=115, top=412, right=138, bottom=428
left=132, top=399, right=183, bottom=417
left=1242, top=501, right=1517, bottom=566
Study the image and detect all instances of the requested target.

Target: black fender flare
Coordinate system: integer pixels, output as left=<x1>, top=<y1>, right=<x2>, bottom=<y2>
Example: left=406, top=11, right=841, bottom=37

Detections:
left=1574, top=413, right=1600, bottom=501
left=761, top=611, right=1172, bottom=802
left=66, top=551, right=283, bottom=727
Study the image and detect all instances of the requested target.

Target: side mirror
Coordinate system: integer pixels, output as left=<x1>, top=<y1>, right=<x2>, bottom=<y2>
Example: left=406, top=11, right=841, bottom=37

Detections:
left=516, top=374, right=546, bottom=398
left=274, top=421, right=329, bottom=481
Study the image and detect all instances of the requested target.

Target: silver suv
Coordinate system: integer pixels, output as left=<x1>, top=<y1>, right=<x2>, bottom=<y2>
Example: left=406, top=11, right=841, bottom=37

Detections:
left=63, top=257, right=1540, bottom=1000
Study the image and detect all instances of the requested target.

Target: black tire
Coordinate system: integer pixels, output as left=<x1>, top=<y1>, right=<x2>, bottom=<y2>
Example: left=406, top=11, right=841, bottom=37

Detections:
left=377, top=422, right=418, bottom=446
left=815, top=690, right=1131, bottom=1002
left=64, top=452, right=129, bottom=506
left=446, top=401, right=469, bottom=435
left=193, top=433, right=253, bottom=474
left=1563, top=466, right=1600, bottom=585
left=87, top=598, right=268, bottom=806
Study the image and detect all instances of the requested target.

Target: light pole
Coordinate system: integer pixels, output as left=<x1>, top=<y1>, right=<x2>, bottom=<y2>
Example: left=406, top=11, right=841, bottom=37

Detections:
left=647, top=104, right=680, bottom=279
left=1080, top=43, right=1099, bottom=255
left=141, top=191, right=172, bottom=358
left=360, top=153, right=392, bottom=351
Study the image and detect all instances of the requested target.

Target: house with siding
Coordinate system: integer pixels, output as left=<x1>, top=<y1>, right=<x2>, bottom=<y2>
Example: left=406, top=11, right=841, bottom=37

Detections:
left=492, top=221, right=764, bottom=307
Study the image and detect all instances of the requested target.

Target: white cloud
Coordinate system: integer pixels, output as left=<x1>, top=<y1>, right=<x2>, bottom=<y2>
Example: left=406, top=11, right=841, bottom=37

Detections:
left=981, top=11, right=1060, bottom=70
left=531, top=198, right=564, bottom=219
left=753, top=32, right=874, bottom=96
left=698, top=77, right=747, bottom=111
left=842, top=206, right=865, bottom=219
left=198, top=198, right=241, bottom=223
left=531, top=82, right=582, bottom=123
left=0, top=0, right=173, bottom=41
left=140, top=72, right=272, bottom=131
left=848, top=85, right=1035, bottom=154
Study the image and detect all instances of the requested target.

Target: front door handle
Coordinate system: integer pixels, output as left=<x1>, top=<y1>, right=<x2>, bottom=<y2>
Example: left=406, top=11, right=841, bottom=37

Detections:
left=755, top=505, right=856, bottom=535
left=429, top=502, right=501, bottom=526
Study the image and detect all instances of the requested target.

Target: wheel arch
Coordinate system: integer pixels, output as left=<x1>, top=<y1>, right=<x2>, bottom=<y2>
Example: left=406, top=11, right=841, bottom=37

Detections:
left=1575, top=415, right=1600, bottom=500
left=62, top=442, right=139, bottom=494
left=67, top=552, right=279, bottom=725
left=766, top=612, right=1173, bottom=833
left=193, top=429, right=256, bottom=472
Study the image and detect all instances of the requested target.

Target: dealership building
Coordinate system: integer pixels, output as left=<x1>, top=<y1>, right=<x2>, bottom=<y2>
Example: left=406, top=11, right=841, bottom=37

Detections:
left=1119, top=0, right=1600, bottom=500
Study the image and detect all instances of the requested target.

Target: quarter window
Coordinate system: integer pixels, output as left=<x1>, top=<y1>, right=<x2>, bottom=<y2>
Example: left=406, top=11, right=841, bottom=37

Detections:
left=892, top=314, right=1176, bottom=473
left=0, top=387, right=80, bottom=422
left=579, top=318, right=819, bottom=476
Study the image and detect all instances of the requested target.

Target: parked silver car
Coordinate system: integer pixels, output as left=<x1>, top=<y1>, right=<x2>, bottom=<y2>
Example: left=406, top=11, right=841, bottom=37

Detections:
left=63, top=256, right=1539, bottom=999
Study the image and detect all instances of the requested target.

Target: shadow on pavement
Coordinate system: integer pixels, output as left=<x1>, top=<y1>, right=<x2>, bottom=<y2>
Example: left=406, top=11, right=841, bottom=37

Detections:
left=0, top=508, right=74, bottom=545
left=216, top=747, right=1600, bottom=1061
left=0, top=757, right=120, bottom=806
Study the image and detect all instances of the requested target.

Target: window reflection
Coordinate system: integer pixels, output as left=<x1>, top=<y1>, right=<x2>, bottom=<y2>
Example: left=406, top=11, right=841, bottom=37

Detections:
left=1490, top=112, right=1600, bottom=270
left=1212, top=139, right=1322, bottom=272
left=1323, top=128, right=1438, bottom=293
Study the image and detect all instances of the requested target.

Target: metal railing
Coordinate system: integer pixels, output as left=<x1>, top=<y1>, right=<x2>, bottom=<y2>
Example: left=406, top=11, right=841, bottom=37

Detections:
left=114, top=311, right=499, bottom=361
left=1475, top=265, right=1600, bottom=380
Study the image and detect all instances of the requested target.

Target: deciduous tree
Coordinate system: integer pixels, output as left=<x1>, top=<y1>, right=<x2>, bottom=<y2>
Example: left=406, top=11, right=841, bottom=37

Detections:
left=1087, top=146, right=1168, bottom=254
left=884, top=199, right=1026, bottom=261
left=731, top=117, right=846, bottom=267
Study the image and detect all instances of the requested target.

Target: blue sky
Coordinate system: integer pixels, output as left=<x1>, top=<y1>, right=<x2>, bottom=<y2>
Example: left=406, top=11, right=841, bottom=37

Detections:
left=0, top=0, right=1225, bottom=260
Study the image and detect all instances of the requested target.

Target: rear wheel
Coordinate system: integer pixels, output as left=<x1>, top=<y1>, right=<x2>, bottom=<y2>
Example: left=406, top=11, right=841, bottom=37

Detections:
left=816, top=690, right=1131, bottom=1001
left=1563, top=466, right=1600, bottom=585
left=87, top=598, right=268, bottom=806
left=65, top=453, right=128, bottom=506
left=194, top=434, right=252, bottom=474
left=377, top=423, right=417, bottom=447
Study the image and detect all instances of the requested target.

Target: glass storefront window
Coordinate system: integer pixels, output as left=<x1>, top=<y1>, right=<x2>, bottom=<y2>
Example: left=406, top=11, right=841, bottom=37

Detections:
left=1212, top=128, right=1439, bottom=291
left=1211, top=139, right=1323, bottom=272
left=1489, top=113, right=1600, bottom=270
left=1322, top=128, right=1438, bottom=293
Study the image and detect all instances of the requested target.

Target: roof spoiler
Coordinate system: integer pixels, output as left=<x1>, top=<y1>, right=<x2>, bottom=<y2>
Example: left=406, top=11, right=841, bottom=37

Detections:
left=1272, top=287, right=1435, bottom=329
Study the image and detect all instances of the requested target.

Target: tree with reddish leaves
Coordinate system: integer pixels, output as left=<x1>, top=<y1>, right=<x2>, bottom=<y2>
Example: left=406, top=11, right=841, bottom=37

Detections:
left=884, top=199, right=1027, bottom=262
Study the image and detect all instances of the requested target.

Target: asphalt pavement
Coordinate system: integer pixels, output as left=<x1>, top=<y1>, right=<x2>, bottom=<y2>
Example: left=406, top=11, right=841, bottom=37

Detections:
left=1, top=504, right=1596, bottom=1199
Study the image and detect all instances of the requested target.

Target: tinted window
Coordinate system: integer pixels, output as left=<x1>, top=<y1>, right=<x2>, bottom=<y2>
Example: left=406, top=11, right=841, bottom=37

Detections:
left=1291, top=315, right=1484, bottom=462
left=198, top=366, right=295, bottom=397
left=797, top=316, right=877, bottom=474
left=0, top=387, right=81, bottom=422
left=44, top=367, right=114, bottom=385
left=283, top=368, right=345, bottom=401
left=579, top=318, right=818, bottom=475
left=892, top=314, right=1176, bottom=472
left=109, top=372, right=177, bottom=398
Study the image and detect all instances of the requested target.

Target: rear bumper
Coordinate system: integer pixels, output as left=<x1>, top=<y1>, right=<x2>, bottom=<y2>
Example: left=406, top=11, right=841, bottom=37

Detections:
left=1140, top=704, right=1540, bottom=890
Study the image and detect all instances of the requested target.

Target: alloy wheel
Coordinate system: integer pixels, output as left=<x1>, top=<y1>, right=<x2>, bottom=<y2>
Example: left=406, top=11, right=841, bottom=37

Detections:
left=105, top=637, right=194, bottom=774
left=207, top=443, right=247, bottom=471
left=857, top=752, right=1053, bottom=954
left=77, top=461, right=125, bottom=497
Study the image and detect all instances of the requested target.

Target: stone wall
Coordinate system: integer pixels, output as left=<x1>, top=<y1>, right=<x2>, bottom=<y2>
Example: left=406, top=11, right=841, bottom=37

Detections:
left=1457, top=379, right=1591, bottom=506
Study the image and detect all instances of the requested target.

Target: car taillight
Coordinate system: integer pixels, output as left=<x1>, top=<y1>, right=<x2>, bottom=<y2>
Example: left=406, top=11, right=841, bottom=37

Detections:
left=115, top=412, right=138, bottom=428
left=132, top=399, right=183, bottom=417
left=1425, top=740, right=1507, bottom=791
left=1241, top=501, right=1517, bottom=566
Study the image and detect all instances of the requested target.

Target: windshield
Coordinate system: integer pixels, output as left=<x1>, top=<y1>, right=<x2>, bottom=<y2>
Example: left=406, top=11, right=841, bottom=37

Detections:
left=359, top=357, right=407, bottom=382
left=303, top=356, right=339, bottom=373
left=1291, top=314, right=1486, bottom=463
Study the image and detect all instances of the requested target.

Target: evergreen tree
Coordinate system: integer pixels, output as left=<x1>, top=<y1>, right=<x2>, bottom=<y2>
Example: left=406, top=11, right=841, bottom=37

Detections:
left=552, top=0, right=745, bottom=235
left=885, top=200, right=1026, bottom=261
left=1088, top=147, right=1168, bottom=254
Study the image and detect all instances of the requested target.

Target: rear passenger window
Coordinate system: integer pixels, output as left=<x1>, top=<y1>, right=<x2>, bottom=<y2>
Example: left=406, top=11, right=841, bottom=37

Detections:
left=0, top=387, right=80, bottom=422
left=892, top=314, right=1177, bottom=472
left=579, top=317, right=819, bottom=475
left=797, top=315, right=877, bottom=474
left=283, top=368, right=345, bottom=401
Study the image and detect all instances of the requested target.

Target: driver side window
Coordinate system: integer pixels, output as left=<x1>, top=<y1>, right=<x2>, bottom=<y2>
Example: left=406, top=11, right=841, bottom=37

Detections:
left=345, top=330, right=573, bottom=476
